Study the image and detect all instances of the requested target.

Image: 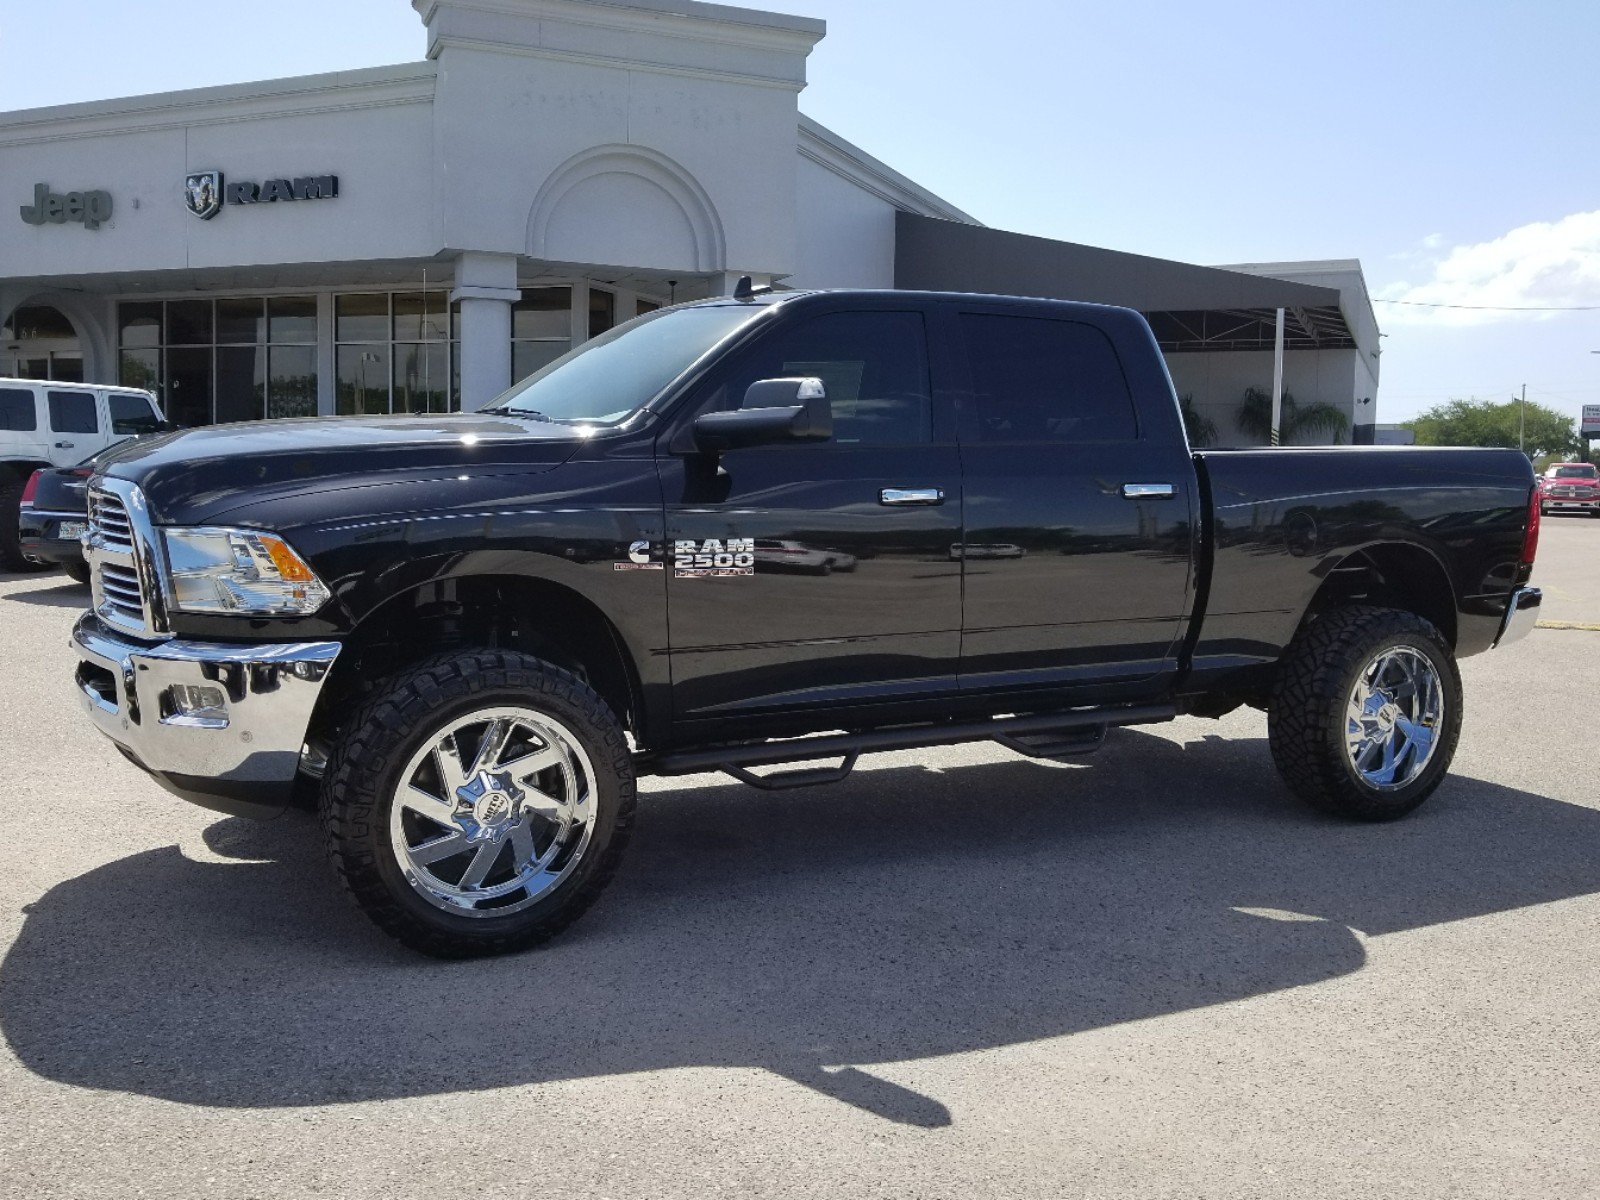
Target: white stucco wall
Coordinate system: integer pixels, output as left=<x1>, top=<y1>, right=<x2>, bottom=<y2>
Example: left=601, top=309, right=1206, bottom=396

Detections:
left=0, top=66, right=439, bottom=279
left=790, top=154, right=897, bottom=289
left=1166, top=348, right=1365, bottom=446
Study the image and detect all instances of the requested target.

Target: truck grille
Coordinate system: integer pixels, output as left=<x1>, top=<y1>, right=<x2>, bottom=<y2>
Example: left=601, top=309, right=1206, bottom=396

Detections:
left=88, top=488, right=134, bottom=553
left=98, top=562, right=145, bottom=625
left=86, top=481, right=164, bottom=638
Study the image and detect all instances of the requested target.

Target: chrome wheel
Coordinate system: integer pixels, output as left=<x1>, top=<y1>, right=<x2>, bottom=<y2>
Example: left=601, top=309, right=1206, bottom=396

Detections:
left=390, top=706, right=598, bottom=917
left=1344, top=646, right=1443, bottom=791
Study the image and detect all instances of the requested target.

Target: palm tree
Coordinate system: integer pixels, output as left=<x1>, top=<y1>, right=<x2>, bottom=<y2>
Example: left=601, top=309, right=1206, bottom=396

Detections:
left=1235, top=386, right=1349, bottom=445
left=1177, top=394, right=1218, bottom=447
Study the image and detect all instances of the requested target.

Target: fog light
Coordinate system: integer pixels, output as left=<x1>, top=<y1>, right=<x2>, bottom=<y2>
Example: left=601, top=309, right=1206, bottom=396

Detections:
left=162, top=684, right=229, bottom=727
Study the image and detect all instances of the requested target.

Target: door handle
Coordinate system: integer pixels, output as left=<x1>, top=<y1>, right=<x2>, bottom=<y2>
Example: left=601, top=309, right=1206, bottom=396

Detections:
left=1121, top=482, right=1175, bottom=500
left=880, top=487, right=945, bottom=506
left=54, top=441, right=76, bottom=450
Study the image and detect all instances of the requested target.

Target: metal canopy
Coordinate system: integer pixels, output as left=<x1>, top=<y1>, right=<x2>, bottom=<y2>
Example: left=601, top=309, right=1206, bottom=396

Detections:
left=893, top=213, right=1356, bottom=351
left=1144, top=307, right=1356, bottom=354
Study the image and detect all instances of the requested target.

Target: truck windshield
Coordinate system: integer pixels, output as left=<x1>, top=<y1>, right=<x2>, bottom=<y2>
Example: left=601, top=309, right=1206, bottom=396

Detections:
left=480, top=304, right=764, bottom=425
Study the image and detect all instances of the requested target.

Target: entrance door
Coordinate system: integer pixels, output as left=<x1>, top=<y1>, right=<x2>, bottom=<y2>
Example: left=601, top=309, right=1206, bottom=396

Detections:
left=659, top=303, right=963, bottom=732
left=950, top=305, right=1197, bottom=697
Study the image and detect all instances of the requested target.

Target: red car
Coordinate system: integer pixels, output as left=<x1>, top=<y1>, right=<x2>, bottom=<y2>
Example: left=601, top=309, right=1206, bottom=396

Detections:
left=1540, top=463, right=1600, bottom=516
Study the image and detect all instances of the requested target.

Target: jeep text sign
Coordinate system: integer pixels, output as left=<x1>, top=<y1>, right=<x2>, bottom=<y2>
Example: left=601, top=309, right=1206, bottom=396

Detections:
left=20, top=183, right=113, bottom=231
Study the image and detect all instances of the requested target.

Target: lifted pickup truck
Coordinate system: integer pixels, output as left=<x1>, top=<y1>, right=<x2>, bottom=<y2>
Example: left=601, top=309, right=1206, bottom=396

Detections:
left=71, top=289, right=1543, bottom=957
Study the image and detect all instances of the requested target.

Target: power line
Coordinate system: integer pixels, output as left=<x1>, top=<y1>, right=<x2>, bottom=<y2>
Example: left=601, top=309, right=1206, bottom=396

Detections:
left=1374, top=297, right=1600, bottom=311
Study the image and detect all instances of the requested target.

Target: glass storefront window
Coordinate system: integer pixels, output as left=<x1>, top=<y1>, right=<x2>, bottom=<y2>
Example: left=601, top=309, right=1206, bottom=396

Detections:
left=117, top=296, right=319, bottom=426
left=337, top=345, right=391, bottom=416
left=393, top=292, right=451, bottom=343
left=394, top=342, right=450, bottom=414
left=118, top=303, right=164, bottom=350
left=512, top=287, right=573, bottom=385
left=589, top=288, right=616, bottom=340
left=637, top=299, right=662, bottom=317
left=336, top=290, right=454, bottom=414
left=269, top=297, right=317, bottom=344
left=215, top=346, right=266, bottom=424
left=269, top=345, right=318, bottom=419
left=167, top=299, right=213, bottom=347
left=336, top=294, right=389, bottom=344
left=216, top=298, right=267, bottom=345
left=119, top=348, right=161, bottom=394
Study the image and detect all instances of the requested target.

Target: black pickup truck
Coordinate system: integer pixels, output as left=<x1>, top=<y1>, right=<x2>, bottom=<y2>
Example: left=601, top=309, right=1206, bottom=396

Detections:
left=71, top=289, right=1543, bottom=957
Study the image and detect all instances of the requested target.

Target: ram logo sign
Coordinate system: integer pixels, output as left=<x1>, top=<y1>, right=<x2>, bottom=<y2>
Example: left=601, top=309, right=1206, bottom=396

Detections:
left=184, top=171, right=339, bottom=219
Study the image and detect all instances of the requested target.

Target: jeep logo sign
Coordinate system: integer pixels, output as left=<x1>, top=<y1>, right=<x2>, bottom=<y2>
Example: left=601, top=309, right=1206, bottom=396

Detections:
left=20, top=183, right=114, bottom=231
left=184, top=170, right=339, bottom=219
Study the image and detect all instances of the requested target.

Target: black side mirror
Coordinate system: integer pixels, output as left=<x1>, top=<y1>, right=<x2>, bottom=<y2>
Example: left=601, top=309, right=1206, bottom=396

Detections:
left=692, top=377, right=832, bottom=453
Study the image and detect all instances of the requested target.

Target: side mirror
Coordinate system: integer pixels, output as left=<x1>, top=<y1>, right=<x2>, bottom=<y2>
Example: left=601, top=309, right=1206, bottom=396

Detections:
left=692, top=377, right=831, bottom=453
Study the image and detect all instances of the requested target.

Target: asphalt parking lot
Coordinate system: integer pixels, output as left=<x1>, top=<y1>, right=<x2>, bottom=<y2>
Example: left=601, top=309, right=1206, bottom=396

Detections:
left=1, top=516, right=1597, bottom=1199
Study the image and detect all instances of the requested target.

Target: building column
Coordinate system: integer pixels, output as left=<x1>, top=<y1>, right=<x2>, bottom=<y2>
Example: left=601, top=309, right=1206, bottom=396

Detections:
left=451, top=252, right=521, bottom=408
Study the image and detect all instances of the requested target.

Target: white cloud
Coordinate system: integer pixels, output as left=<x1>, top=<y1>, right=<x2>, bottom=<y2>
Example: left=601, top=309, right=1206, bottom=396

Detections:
left=1378, top=210, right=1600, bottom=326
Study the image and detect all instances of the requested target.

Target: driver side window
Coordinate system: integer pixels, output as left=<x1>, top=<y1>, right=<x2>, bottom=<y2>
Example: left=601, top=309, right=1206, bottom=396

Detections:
left=711, top=310, right=934, bottom=446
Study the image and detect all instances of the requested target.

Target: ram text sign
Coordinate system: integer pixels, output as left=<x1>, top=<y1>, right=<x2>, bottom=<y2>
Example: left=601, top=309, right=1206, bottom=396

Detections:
left=185, top=171, right=339, bottom=220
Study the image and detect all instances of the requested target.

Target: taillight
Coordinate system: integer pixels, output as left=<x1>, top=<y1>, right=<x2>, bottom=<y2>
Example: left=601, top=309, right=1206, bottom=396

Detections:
left=1522, top=484, right=1541, bottom=566
left=71, top=467, right=94, bottom=479
left=20, top=471, right=41, bottom=505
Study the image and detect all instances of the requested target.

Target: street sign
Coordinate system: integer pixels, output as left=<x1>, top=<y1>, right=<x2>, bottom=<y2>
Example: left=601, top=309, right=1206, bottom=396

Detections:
left=1584, top=405, right=1600, bottom=437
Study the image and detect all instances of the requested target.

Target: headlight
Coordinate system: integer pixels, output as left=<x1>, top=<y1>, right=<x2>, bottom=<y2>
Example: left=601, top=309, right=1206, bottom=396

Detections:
left=161, top=527, right=331, bottom=616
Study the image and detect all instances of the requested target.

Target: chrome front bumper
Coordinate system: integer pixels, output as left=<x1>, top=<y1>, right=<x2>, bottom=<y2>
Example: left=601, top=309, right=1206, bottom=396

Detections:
left=1494, top=586, right=1542, bottom=649
left=71, top=613, right=340, bottom=818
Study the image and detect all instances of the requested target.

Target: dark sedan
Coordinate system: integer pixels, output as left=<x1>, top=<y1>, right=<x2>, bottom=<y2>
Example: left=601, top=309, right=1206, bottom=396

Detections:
left=18, top=455, right=100, bottom=583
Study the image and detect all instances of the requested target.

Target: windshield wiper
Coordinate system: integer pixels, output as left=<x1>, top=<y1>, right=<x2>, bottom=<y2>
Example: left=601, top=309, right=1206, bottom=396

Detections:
left=480, top=405, right=553, bottom=421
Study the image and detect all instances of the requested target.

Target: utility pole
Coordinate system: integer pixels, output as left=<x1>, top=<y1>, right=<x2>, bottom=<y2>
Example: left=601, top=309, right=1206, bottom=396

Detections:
left=1518, top=383, right=1526, bottom=455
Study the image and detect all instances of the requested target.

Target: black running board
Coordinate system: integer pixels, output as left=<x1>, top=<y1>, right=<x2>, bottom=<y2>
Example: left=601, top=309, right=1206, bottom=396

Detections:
left=639, top=704, right=1176, bottom=789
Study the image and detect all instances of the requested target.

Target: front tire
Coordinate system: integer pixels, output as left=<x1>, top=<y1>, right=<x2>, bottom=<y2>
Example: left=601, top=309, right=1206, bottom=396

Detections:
left=63, top=560, right=92, bottom=586
left=1269, top=605, right=1462, bottom=821
left=320, top=649, right=635, bottom=958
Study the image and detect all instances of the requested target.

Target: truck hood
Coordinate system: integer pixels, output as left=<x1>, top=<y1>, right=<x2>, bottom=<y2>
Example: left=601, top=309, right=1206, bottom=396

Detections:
left=98, top=412, right=589, bottom=525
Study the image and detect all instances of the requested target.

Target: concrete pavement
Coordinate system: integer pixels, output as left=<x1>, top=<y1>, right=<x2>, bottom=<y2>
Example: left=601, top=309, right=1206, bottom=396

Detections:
left=1, top=519, right=1597, bottom=1199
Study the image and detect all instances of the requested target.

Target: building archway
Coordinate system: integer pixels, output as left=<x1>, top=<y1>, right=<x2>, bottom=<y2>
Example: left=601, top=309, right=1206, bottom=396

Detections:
left=1, top=304, right=84, bottom=382
left=528, top=145, right=727, bottom=273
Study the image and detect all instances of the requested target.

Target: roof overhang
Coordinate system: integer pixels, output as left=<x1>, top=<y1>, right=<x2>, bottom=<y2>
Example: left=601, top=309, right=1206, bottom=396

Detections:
left=893, top=213, right=1356, bottom=353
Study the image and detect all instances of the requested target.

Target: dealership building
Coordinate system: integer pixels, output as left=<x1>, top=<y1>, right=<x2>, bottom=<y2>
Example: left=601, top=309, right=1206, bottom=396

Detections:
left=0, top=0, right=1379, bottom=444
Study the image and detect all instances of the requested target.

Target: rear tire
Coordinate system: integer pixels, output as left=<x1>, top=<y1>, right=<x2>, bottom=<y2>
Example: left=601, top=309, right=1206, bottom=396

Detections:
left=320, top=648, right=635, bottom=959
left=0, top=476, right=52, bottom=573
left=1269, top=605, right=1462, bottom=822
left=63, top=560, right=92, bottom=586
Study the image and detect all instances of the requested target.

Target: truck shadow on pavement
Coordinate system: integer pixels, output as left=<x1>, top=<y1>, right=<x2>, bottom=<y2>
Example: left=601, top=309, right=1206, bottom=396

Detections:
left=6, top=729, right=1600, bottom=1127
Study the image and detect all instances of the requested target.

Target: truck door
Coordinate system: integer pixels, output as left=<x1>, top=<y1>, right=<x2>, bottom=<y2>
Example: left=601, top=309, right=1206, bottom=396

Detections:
left=949, top=304, right=1198, bottom=698
left=659, top=303, right=963, bottom=731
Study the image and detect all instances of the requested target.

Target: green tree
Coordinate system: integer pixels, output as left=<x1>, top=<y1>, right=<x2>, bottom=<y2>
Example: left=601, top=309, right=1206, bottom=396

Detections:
left=1178, top=394, right=1217, bottom=447
left=1403, top=398, right=1578, bottom=460
left=1236, top=387, right=1349, bottom=445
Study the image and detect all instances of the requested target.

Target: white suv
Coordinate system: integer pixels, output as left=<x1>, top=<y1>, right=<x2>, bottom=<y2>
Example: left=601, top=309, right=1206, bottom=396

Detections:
left=1, top=378, right=167, bottom=570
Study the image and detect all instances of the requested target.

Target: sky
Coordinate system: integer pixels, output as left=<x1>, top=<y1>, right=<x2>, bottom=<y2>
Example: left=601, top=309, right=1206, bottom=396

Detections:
left=2, top=0, right=1598, bottom=425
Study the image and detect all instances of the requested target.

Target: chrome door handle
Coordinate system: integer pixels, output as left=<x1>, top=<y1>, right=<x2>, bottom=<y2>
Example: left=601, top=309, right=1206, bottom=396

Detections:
left=54, top=441, right=76, bottom=450
left=880, top=487, right=945, bottom=506
left=1121, top=482, right=1175, bottom=500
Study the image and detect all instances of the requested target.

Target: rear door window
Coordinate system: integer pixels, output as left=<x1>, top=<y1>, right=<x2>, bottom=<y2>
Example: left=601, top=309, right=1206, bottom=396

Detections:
left=958, top=313, right=1137, bottom=443
left=107, top=392, right=163, bottom=435
left=0, top=387, right=37, bottom=432
left=47, top=389, right=99, bottom=434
